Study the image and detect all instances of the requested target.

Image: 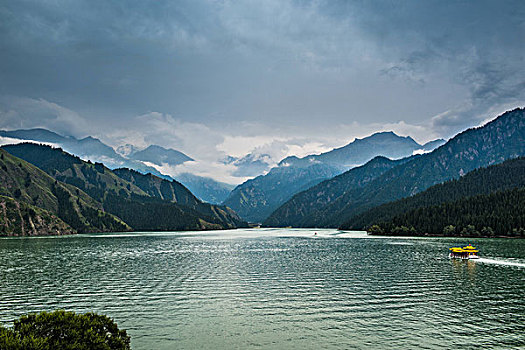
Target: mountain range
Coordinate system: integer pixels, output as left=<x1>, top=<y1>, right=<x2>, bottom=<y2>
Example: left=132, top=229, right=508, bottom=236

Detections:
left=1, top=143, right=246, bottom=235
left=224, top=132, right=445, bottom=223
left=0, top=129, right=232, bottom=204
left=0, top=108, right=523, bottom=236
left=348, top=157, right=525, bottom=235
left=280, top=131, right=444, bottom=168
left=0, top=148, right=130, bottom=235
left=129, top=145, right=194, bottom=166
left=265, top=108, right=525, bottom=228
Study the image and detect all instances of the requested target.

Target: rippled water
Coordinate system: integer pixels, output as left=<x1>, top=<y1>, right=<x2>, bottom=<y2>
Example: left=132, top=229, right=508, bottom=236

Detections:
left=1, top=229, right=524, bottom=349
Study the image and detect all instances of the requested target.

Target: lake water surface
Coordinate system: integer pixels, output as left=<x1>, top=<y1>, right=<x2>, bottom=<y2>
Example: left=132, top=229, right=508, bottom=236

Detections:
left=1, top=229, right=524, bottom=349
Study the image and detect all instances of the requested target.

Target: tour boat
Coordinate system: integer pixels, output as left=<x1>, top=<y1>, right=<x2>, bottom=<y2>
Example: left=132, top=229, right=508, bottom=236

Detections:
left=449, top=245, right=479, bottom=259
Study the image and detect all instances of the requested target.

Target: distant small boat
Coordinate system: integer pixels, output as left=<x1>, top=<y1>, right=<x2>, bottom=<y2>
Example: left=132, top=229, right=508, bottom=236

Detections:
left=449, top=245, right=479, bottom=259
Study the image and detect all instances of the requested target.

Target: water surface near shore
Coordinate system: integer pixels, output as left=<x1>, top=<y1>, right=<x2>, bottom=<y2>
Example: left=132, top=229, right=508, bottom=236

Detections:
left=1, top=229, right=524, bottom=349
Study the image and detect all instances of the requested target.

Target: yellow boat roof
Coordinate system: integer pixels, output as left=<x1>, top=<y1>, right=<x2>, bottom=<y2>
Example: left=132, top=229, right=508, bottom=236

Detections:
left=449, top=247, right=479, bottom=253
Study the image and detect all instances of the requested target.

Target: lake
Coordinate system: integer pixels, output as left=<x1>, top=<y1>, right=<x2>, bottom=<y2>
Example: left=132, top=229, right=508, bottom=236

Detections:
left=1, top=229, right=524, bottom=349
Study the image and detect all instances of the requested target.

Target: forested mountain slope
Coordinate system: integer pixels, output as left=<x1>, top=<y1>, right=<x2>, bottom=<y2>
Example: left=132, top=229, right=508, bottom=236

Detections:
left=263, top=156, right=413, bottom=227
left=342, top=157, right=525, bottom=230
left=2, top=144, right=246, bottom=233
left=0, top=149, right=130, bottom=235
left=364, top=187, right=525, bottom=237
left=113, top=167, right=244, bottom=228
left=265, top=108, right=525, bottom=228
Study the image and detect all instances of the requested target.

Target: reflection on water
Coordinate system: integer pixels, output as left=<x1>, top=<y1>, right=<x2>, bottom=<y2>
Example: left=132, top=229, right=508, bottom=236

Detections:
left=0, top=229, right=524, bottom=349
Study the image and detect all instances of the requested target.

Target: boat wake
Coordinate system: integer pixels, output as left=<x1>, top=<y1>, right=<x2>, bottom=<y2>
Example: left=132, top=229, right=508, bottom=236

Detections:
left=476, top=257, right=525, bottom=268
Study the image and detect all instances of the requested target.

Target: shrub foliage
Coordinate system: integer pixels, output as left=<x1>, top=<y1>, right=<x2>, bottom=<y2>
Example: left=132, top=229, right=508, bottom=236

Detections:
left=0, top=310, right=130, bottom=350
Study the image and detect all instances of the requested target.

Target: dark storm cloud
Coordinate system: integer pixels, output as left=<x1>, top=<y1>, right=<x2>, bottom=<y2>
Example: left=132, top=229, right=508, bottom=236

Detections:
left=0, top=0, right=524, bottom=181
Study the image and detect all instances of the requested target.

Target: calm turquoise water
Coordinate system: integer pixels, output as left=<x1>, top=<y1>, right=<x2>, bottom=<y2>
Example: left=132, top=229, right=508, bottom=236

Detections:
left=1, top=229, right=524, bottom=349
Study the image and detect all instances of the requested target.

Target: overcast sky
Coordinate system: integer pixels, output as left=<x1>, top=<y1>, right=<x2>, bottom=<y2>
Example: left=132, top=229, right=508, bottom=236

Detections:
left=0, top=0, right=524, bottom=183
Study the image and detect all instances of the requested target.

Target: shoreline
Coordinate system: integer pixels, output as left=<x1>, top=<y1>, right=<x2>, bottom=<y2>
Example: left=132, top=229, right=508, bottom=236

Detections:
left=366, top=232, right=524, bottom=239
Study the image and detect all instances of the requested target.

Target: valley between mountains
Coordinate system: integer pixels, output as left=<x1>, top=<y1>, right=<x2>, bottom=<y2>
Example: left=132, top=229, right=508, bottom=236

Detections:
left=0, top=108, right=524, bottom=237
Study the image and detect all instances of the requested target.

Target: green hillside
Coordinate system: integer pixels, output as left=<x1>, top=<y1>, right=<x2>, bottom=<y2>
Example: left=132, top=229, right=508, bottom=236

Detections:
left=342, top=157, right=525, bottom=230
left=0, top=195, right=73, bottom=236
left=2, top=144, right=246, bottom=233
left=0, top=149, right=130, bottom=235
left=263, top=156, right=413, bottom=227
left=112, top=167, right=246, bottom=229
left=265, top=108, right=525, bottom=228
left=364, top=187, right=525, bottom=237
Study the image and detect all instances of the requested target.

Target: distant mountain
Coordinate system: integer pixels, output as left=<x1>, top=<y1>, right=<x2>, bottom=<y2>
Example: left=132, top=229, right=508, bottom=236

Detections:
left=2, top=143, right=247, bottom=233
left=124, top=145, right=235, bottom=204
left=346, top=157, right=525, bottom=235
left=227, top=153, right=272, bottom=177
left=0, top=128, right=67, bottom=144
left=175, top=173, right=234, bottom=205
left=224, top=131, right=443, bottom=223
left=280, top=131, right=439, bottom=168
left=0, top=128, right=122, bottom=162
left=0, top=128, right=232, bottom=204
left=129, top=145, right=194, bottom=166
left=0, top=128, right=163, bottom=174
left=263, top=156, right=414, bottom=227
left=421, top=138, right=446, bottom=151
left=223, top=163, right=343, bottom=223
left=266, top=108, right=525, bottom=228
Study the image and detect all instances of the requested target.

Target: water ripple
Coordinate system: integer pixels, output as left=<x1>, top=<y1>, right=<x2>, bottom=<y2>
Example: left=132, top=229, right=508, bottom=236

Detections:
left=0, top=229, right=524, bottom=349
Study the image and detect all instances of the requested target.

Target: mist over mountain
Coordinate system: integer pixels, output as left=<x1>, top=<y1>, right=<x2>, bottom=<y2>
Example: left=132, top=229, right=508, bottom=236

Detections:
left=228, top=153, right=273, bottom=177
left=0, top=128, right=232, bottom=204
left=2, top=143, right=246, bottom=233
left=266, top=108, right=525, bottom=228
left=0, top=128, right=158, bottom=173
left=225, top=131, right=444, bottom=223
left=175, top=173, right=234, bottom=205
left=129, top=145, right=194, bottom=166
left=280, top=132, right=438, bottom=168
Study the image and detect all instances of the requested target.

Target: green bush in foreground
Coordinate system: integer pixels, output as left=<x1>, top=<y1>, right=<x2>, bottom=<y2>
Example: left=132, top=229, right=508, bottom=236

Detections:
left=0, top=310, right=130, bottom=350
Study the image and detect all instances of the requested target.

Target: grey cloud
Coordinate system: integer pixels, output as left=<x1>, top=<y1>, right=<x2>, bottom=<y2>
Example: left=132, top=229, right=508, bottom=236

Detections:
left=0, top=96, right=89, bottom=137
left=0, top=0, right=523, bottom=163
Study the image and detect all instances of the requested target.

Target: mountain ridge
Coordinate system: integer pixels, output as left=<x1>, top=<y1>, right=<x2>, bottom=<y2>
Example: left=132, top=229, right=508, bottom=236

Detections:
left=265, top=108, right=525, bottom=228
left=225, top=131, right=443, bottom=223
left=2, top=143, right=247, bottom=234
left=0, top=128, right=232, bottom=203
left=129, top=145, right=194, bottom=166
left=0, top=148, right=131, bottom=234
left=343, top=156, right=525, bottom=231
